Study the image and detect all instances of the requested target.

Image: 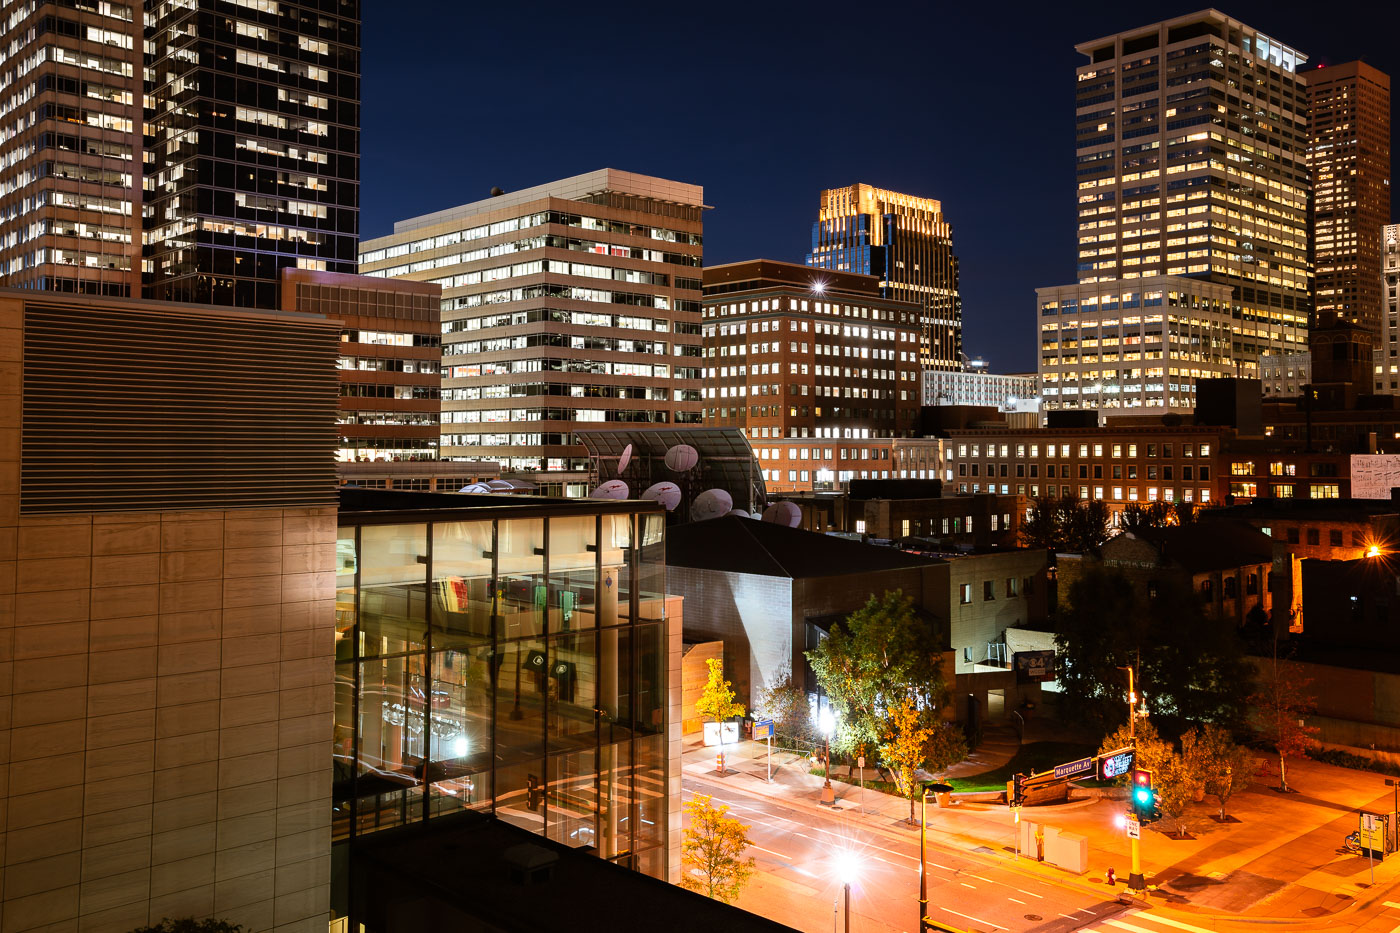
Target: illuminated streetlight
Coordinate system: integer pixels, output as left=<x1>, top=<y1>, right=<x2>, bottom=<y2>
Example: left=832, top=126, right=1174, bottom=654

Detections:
left=1367, top=543, right=1384, bottom=558
left=452, top=734, right=469, bottom=759
left=834, top=850, right=858, bottom=933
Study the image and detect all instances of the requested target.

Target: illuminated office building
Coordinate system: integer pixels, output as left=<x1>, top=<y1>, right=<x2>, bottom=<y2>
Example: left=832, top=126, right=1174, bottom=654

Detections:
left=1072, top=10, right=1311, bottom=386
left=1037, top=275, right=1238, bottom=412
left=0, top=1, right=360, bottom=307
left=700, top=259, right=922, bottom=442
left=1308, top=61, right=1392, bottom=337
left=359, top=169, right=706, bottom=497
left=805, top=183, right=962, bottom=371
left=1380, top=225, right=1400, bottom=393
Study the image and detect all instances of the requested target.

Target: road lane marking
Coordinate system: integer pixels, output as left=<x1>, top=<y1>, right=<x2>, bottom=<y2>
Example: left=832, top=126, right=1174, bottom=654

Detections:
left=1076, top=908, right=1097, bottom=916
left=1060, top=914, right=1079, bottom=920
left=749, top=844, right=792, bottom=859
left=942, top=907, right=1004, bottom=930
left=1015, top=888, right=1044, bottom=899
left=1008, top=897, right=1027, bottom=905
left=1386, top=901, right=1400, bottom=909
left=1116, top=915, right=1223, bottom=933
left=960, top=882, right=977, bottom=889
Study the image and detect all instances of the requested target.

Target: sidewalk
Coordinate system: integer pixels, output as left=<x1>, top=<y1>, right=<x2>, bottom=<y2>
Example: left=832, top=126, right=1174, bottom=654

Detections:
left=685, top=736, right=1400, bottom=924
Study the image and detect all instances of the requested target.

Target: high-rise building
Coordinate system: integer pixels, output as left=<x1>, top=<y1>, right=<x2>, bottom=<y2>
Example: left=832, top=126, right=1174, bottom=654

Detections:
left=1071, top=11, right=1311, bottom=394
left=1308, top=61, right=1391, bottom=337
left=280, top=268, right=442, bottom=464
left=699, top=259, right=922, bottom=444
left=1377, top=225, right=1400, bottom=393
left=805, top=183, right=961, bottom=371
left=0, top=1, right=360, bottom=307
left=359, top=169, right=706, bottom=498
left=0, top=2, right=144, bottom=296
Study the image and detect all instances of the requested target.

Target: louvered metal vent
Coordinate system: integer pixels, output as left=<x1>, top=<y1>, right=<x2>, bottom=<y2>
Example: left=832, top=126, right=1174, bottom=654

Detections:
left=22, top=300, right=338, bottom=513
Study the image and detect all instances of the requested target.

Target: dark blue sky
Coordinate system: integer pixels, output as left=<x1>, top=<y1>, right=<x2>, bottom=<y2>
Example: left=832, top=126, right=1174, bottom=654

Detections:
left=361, top=1, right=1397, bottom=372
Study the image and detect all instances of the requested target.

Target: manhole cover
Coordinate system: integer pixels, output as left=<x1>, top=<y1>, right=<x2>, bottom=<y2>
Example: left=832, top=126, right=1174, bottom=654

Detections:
left=1025, top=915, right=1043, bottom=922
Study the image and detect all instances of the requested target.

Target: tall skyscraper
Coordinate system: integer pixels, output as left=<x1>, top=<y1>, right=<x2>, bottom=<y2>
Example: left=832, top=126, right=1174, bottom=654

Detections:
left=805, top=183, right=962, bottom=372
left=359, top=169, right=705, bottom=498
left=0, top=0, right=360, bottom=307
left=1308, top=61, right=1392, bottom=337
left=1054, top=11, right=1312, bottom=413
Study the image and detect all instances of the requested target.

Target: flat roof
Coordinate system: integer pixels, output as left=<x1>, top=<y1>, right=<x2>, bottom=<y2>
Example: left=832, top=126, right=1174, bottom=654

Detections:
left=383, top=168, right=706, bottom=236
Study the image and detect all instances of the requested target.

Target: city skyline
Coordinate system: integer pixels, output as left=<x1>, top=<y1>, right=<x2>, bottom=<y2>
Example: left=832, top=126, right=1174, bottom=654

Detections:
left=361, top=0, right=1398, bottom=373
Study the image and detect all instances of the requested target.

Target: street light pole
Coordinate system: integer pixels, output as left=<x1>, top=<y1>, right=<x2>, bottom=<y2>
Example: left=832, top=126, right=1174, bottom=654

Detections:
left=919, top=786, right=928, bottom=933
left=1117, top=664, right=1136, bottom=739
left=820, top=707, right=836, bottom=805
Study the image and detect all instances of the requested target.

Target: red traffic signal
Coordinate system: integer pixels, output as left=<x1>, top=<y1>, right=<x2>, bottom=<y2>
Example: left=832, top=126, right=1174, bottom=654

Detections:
left=1131, top=768, right=1153, bottom=790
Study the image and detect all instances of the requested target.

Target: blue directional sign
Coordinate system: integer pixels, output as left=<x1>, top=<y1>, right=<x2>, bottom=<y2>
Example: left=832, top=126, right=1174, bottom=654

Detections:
left=752, top=719, right=774, bottom=741
left=1053, top=757, right=1095, bottom=779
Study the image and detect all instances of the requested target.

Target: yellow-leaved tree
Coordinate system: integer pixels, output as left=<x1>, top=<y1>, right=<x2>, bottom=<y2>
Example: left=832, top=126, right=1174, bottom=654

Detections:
left=681, top=795, right=755, bottom=904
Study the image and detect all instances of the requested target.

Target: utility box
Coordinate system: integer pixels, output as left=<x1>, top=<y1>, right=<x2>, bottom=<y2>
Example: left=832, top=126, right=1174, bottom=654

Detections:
left=1046, top=830, right=1088, bottom=874
left=1019, top=820, right=1042, bottom=859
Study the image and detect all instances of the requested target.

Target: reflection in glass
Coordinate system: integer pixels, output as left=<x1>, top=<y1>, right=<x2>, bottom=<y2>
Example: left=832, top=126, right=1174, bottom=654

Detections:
left=432, top=520, right=494, bottom=641
left=547, top=632, right=597, bottom=754
left=360, top=523, right=427, bottom=657
left=335, top=527, right=357, bottom=662
left=601, top=513, right=632, bottom=626
left=497, top=518, right=545, bottom=638
left=496, top=759, right=546, bottom=836
left=548, top=515, right=597, bottom=632
left=549, top=749, right=597, bottom=847
left=495, top=637, right=546, bottom=764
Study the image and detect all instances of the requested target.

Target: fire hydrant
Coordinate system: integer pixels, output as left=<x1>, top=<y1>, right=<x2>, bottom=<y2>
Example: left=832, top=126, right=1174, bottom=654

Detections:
left=1106, top=867, right=1117, bottom=886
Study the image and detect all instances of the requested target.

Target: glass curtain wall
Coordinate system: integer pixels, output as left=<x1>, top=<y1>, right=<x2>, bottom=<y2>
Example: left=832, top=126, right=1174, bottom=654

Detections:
left=333, top=509, right=667, bottom=877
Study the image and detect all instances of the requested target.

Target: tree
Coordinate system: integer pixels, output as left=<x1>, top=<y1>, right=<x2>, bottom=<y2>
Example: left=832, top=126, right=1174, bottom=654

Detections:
left=681, top=795, right=756, bottom=904
left=1099, top=718, right=1173, bottom=779
left=1250, top=655, right=1318, bottom=792
left=1172, top=501, right=1197, bottom=525
left=130, top=922, right=242, bottom=933
left=1153, top=755, right=1196, bottom=838
left=926, top=720, right=970, bottom=775
left=1019, top=494, right=1112, bottom=553
left=1182, top=723, right=1253, bottom=821
left=755, top=671, right=811, bottom=744
left=1121, top=501, right=1174, bottom=531
left=880, top=693, right=936, bottom=824
left=806, top=590, right=946, bottom=759
left=1057, top=567, right=1250, bottom=735
left=696, top=658, right=745, bottom=724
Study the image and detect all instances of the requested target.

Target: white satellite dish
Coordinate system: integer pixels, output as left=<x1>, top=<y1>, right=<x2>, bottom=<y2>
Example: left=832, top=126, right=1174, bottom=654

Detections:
left=641, top=481, right=682, bottom=511
left=486, top=480, right=515, bottom=491
left=664, top=444, right=699, bottom=472
left=618, top=443, right=633, bottom=473
left=726, top=508, right=753, bottom=518
left=762, top=501, right=802, bottom=528
left=590, top=480, right=629, bottom=500
left=691, top=488, right=733, bottom=521
left=458, top=483, right=494, bottom=494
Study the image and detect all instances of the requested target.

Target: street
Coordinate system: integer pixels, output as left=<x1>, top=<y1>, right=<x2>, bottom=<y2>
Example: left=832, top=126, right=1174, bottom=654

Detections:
left=686, top=771, right=1130, bottom=933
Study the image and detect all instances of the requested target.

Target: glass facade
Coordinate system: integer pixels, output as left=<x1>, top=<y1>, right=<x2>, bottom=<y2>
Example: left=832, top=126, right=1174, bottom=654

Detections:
left=333, top=505, right=669, bottom=879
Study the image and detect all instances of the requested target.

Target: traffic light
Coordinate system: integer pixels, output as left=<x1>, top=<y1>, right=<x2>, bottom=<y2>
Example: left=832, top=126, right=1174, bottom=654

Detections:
left=526, top=773, right=542, bottom=811
left=1007, top=773, right=1026, bottom=808
left=1130, top=768, right=1159, bottom=823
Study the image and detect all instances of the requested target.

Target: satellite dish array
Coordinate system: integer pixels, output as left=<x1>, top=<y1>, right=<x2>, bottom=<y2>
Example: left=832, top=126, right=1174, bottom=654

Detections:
left=579, top=442, right=794, bottom=526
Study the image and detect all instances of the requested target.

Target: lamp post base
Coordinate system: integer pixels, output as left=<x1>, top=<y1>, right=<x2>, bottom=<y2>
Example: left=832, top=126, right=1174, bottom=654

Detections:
left=821, top=784, right=836, bottom=805
left=1127, top=872, right=1146, bottom=893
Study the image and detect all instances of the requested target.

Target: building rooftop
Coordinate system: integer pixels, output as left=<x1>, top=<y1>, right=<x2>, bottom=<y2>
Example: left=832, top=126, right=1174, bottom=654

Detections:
left=337, top=487, right=660, bottom=521
left=668, top=516, right=941, bottom=578
left=386, top=168, right=706, bottom=235
left=1202, top=499, right=1400, bottom=522
left=1108, top=520, right=1276, bottom=573
left=350, top=811, right=797, bottom=933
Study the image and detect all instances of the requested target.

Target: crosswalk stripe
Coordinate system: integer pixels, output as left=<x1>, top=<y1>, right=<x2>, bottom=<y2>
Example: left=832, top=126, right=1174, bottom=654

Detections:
left=1385, top=901, right=1400, bottom=910
left=1122, top=913, right=1224, bottom=933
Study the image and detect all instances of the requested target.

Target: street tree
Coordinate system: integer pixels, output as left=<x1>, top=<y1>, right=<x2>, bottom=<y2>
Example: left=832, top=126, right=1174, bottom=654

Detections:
left=1058, top=568, right=1250, bottom=735
left=1153, top=755, right=1195, bottom=838
left=1182, top=724, right=1253, bottom=821
left=754, top=671, right=811, bottom=744
left=879, top=693, right=936, bottom=824
left=1250, top=655, right=1318, bottom=792
left=681, top=795, right=756, bottom=904
left=806, top=590, right=947, bottom=759
left=1099, top=718, right=1173, bottom=779
left=696, top=657, right=745, bottom=724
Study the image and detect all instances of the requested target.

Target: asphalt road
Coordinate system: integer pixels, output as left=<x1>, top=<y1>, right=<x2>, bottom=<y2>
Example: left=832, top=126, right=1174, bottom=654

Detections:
left=685, top=772, right=1134, bottom=933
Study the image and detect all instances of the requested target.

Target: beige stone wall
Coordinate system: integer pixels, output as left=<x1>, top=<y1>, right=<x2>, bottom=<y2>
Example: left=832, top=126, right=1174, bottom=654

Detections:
left=0, top=504, right=336, bottom=933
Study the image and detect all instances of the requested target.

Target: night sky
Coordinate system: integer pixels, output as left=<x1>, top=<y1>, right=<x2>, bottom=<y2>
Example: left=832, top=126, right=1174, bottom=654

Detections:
left=361, top=1, right=1398, bottom=373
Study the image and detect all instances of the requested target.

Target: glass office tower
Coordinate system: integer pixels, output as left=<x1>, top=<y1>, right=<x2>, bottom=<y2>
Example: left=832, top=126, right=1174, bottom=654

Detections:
left=333, top=496, right=671, bottom=882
